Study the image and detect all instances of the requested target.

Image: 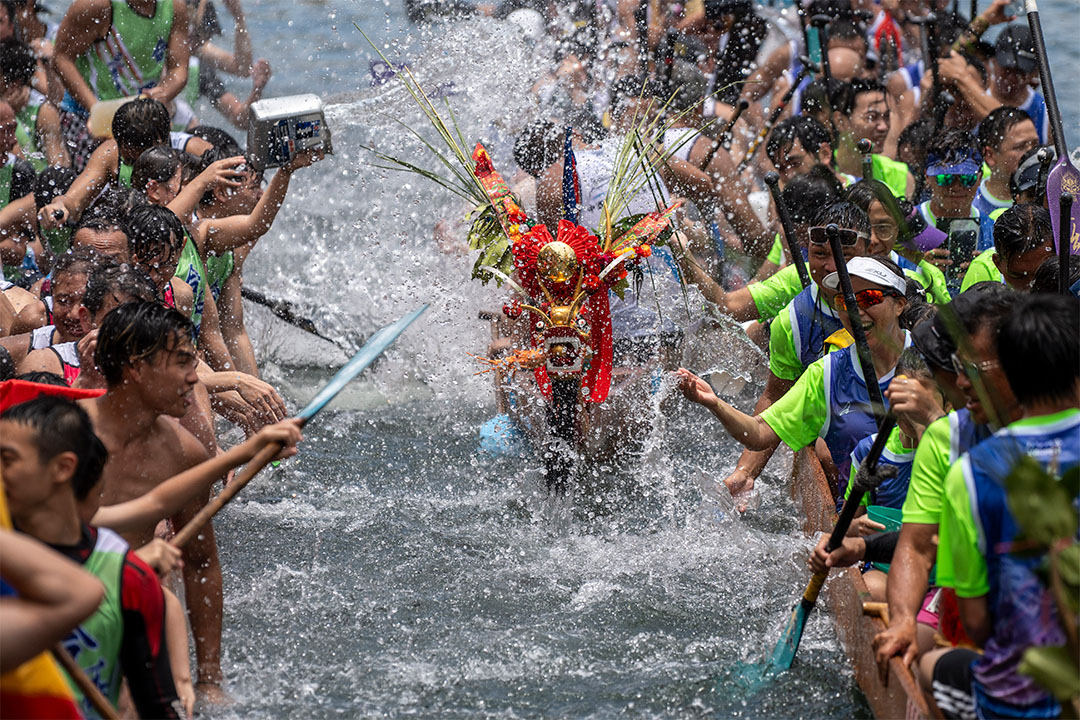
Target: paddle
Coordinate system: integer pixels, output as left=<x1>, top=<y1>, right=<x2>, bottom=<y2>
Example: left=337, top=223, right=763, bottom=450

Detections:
left=52, top=644, right=120, bottom=719
left=765, top=413, right=898, bottom=672
left=810, top=16, right=833, bottom=82
left=1060, top=193, right=1073, bottom=294
left=737, top=59, right=815, bottom=174
left=171, top=305, right=428, bottom=548
left=857, top=138, right=874, bottom=182
left=700, top=99, right=748, bottom=171
left=241, top=286, right=349, bottom=351
left=826, top=224, right=888, bottom=423
left=1026, top=0, right=1080, bottom=252
left=763, top=171, right=811, bottom=289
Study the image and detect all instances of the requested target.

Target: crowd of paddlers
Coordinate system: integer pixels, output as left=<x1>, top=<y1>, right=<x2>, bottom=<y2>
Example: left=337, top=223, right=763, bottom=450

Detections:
left=1, top=0, right=1078, bottom=718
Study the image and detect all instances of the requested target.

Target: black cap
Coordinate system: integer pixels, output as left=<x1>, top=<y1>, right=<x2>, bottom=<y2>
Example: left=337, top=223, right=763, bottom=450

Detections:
left=912, top=318, right=954, bottom=371
left=994, top=24, right=1037, bottom=74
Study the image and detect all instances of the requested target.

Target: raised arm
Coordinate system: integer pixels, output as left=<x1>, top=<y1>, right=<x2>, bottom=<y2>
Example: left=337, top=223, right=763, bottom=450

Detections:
left=675, top=368, right=780, bottom=450
left=39, top=140, right=118, bottom=228
left=51, top=0, right=111, bottom=112
left=143, top=0, right=189, bottom=105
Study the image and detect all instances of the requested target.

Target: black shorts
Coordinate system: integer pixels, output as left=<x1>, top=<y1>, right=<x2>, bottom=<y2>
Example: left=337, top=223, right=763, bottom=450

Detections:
left=932, top=648, right=980, bottom=720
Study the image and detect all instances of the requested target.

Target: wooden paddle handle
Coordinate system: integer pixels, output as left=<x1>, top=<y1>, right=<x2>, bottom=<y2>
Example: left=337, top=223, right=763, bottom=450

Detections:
left=863, top=601, right=891, bottom=627
left=52, top=644, right=120, bottom=720
left=171, top=441, right=284, bottom=549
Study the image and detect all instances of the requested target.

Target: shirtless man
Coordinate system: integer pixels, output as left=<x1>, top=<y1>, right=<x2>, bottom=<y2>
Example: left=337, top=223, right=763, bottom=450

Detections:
left=80, top=300, right=226, bottom=699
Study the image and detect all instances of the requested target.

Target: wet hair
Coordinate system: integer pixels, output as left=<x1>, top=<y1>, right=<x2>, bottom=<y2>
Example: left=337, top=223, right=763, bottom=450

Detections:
left=178, top=150, right=203, bottom=184
left=190, top=125, right=241, bottom=153
left=896, top=346, right=931, bottom=379
left=51, top=246, right=102, bottom=281
left=996, top=293, right=1080, bottom=406
left=900, top=295, right=934, bottom=330
left=76, top=211, right=126, bottom=238
left=125, top=205, right=185, bottom=269
left=131, top=146, right=180, bottom=193
left=766, top=116, right=832, bottom=166
left=514, top=119, right=562, bottom=178
left=843, top=180, right=879, bottom=214
left=993, top=204, right=1052, bottom=261
left=111, top=98, right=171, bottom=155
left=977, top=106, right=1032, bottom=153
left=831, top=78, right=886, bottom=117
left=780, top=166, right=842, bottom=227
left=829, top=19, right=868, bottom=49
left=609, top=75, right=664, bottom=116
left=801, top=77, right=843, bottom=119
left=83, top=263, right=159, bottom=315
left=14, top=370, right=67, bottom=386
left=0, top=38, right=36, bottom=87
left=95, top=301, right=194, bottom=386
left=897, top=118, right=934, bottom=173
left=811, top=200, right=870, bottom=236
left=33, top=166, right=77, bottom=210
left=925, top=129, right=981, bottom=168
left=0, top=396, right=108, bottom=501
left=85, top=186, right=149, bottom=224
left=1030, top=254, right=1080, bottom=295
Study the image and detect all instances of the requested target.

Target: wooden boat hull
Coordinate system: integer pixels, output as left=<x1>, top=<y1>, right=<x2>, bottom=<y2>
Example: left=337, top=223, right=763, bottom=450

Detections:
left=790, top=448, right=932, bottom=720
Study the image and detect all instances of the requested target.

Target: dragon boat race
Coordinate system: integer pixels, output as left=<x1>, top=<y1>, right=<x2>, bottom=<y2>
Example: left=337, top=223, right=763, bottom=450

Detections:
left=0, top=0, right=1077, bottom=718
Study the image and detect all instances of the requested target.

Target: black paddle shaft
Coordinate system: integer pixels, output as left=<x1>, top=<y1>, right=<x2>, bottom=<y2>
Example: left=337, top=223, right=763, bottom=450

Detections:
left=764, top=172, right=811, bottom=289
left=701, top=99, right=749, bottom=170
left=826, top=224, right=889, bottom=425
left=810, top=16, right=832, bottom=81
left=857, top=138, right=874, bottom=181
left=737, top=61, right=814, bottom=174
left=824, top=414, right=898, bottom=552
left=1026, top=1, right=1068, bottom=159
left=1060, top=193, right=1074, bottom=294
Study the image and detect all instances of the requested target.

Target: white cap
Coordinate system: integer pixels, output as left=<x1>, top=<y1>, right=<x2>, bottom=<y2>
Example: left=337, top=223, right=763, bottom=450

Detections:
left=823, top=257, right=907, bottom=296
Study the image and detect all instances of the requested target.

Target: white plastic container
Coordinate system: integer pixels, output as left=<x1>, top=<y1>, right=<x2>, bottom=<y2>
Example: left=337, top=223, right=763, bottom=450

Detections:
left=247, top=94, right=332, bottom=171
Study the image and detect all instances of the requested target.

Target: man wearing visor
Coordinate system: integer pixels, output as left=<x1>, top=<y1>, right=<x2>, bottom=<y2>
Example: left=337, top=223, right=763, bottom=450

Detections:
left=677, top=254, right=912, bottom=491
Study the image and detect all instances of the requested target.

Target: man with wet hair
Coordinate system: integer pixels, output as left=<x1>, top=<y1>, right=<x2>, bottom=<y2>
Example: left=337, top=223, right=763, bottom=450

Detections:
left=18, top=261, right=158, bottom=384
left=923, top=293, right=1078, bottom=720
left=0, top=395, right=182, bottom=718
left=81, top=300, right=227, bottom=701
left=765, top=117, right=833, bottom=187
left=974, top=106, right=1039, bottom=218
left=0, top=38, right=66, bottom=170
left=71, top=213, right=131, bottom=262
left=830, top=78, right=914, bottom=199
left=960, top=203, right=1054, bottom=292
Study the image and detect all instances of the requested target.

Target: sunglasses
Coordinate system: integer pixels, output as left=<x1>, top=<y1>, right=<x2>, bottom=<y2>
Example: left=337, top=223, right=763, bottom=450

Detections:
left=833, top=288, right=901, bottom=311
left=950, top=352, right=1000, bottom=378
left=933, top=173, right=979, bottom=188
left=808, top=226, right=868, bottom=247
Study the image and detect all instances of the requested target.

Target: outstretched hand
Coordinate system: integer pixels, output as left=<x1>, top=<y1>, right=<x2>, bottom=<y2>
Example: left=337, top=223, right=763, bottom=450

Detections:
left=675, top=368, right=717, bottom=408
left=243, top=417, right=305, bottom=462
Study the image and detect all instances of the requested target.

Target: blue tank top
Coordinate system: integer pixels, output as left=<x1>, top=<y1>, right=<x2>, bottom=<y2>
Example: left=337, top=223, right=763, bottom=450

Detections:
left=961, top=410, right=1080, bottom=715
left=788, top=284, right=844, bottom=371
left=821, top=332, right=909, bottom=480
left=948, top=408, right=992, bottom=463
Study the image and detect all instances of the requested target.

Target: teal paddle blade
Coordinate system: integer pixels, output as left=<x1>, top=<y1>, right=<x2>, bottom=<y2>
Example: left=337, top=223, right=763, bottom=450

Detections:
left=767, top=598, right=814, bottom=671
left=298, top=305, right=428, bottom=421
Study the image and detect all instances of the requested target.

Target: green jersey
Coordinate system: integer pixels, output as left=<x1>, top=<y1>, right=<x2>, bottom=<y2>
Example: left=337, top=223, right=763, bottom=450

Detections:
left=747, top=263, right=803, bottom=322
left=173, top=233, right=206, bottom=340
left=14, top=91, right=46, bottom=171
left=75, top=0, right=173, bottom=102
left=960, top=248, right=1003, bottom=292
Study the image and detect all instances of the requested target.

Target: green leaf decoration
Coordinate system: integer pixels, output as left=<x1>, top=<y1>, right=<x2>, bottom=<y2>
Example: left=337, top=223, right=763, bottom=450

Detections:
left=465, top=205, right=513, bottom=286
left=1056, top=544, right=1080, bottom=615
left=1062, top=466, right=1080, bottom=503
left=1005, top=455, right=1079, bottom=548
left=1019, top=645, right=1080, bottom=702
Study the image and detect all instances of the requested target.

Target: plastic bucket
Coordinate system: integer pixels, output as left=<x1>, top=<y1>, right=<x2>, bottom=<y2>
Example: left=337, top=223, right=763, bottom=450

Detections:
left=867, top=505, right=903, bottom=572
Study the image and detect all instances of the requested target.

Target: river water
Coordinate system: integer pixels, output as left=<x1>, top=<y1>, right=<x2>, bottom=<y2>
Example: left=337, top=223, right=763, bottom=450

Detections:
left=167, top=1, right=1080, bottom=717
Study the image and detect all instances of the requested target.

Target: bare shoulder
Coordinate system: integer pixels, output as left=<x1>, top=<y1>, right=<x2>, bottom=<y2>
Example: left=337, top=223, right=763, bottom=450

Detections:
left=170, top=277, right=194, bottom=314
left=17, top=347, right=61, bottom=375
left=156, top=415, right=211, bottom=469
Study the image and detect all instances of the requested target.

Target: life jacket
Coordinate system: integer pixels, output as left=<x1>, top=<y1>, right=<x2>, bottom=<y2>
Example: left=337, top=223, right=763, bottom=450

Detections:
left=822, top=332, right=910, bottom=481
left=789, top=283, right=844, bottom=371
left=962, top=410, right=1080, bottom=715
left=59, top=527, right=127, bottom=714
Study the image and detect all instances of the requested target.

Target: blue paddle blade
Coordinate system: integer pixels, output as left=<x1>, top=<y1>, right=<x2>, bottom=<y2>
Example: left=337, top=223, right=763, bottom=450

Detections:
left=297, top=305, right=428, bottom=421
left=767, top=598, right=813, bottom=671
